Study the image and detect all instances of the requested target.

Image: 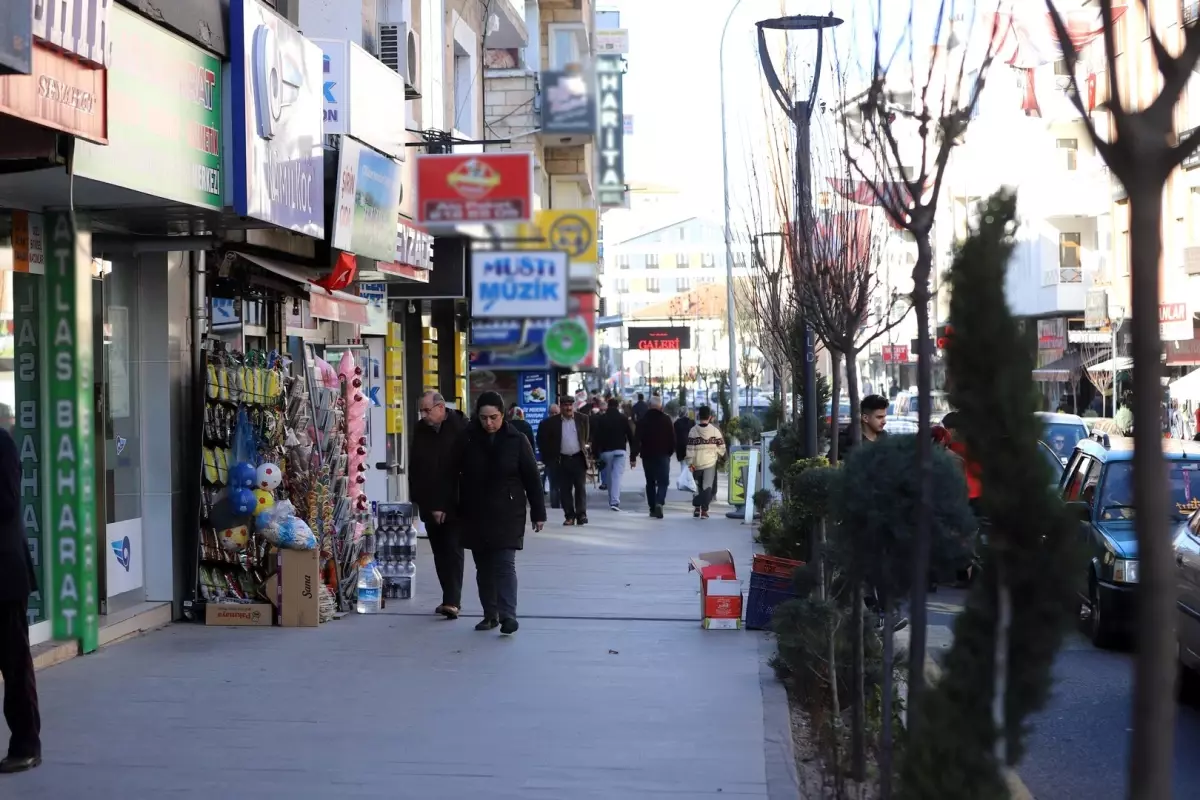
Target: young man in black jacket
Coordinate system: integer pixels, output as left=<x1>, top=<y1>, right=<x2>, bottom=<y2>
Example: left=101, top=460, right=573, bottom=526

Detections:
left=592, top=398, right=637, bottom=510
left=673, top=406, right=695, bottom=463
left=829, top=394, right=889, bottom=463
left=635, top=396, right=676, bottom=518
left=409, top=391, right=466, bottom=619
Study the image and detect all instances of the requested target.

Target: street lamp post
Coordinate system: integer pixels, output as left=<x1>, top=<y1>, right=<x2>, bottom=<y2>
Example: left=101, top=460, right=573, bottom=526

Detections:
left=755, top=12, right=843, bottom=457
left=720, top=0, right=745, bottom=425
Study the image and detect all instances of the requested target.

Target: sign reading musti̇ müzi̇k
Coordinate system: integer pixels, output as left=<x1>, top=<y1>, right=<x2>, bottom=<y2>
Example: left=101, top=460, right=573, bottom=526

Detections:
left=470, top=250, right=568, bottom=319
left=628, top=326, right=691, bottom=350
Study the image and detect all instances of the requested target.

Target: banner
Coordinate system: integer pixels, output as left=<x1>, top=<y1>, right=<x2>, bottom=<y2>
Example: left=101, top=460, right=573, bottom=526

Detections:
left=44, top=211, right=99, bottom=653
left=13, top=274, right=43, bottom=625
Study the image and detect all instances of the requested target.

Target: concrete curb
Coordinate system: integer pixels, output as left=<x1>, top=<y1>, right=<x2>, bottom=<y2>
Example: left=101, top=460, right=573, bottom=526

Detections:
left=757, top=634, right=802, bottom=800
left=924, top=657, right=1035, bottom=800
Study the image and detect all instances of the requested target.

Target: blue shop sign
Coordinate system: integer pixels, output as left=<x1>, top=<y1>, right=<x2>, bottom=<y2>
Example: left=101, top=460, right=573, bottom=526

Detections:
left=469, top=319, right=559, bottom=370
left=519, top=371, right=551, bottom=459
left=470, top=250, right=568, bottom=319
left=229, top=0, right=325, bottom=237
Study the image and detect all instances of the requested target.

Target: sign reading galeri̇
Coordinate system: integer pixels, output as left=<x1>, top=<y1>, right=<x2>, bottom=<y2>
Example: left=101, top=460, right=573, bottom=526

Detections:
left=416, top=152, right=533, bottom=225
left=629, top=326, right=691, bottom=350
left=596, top=56, right=626, bottom=208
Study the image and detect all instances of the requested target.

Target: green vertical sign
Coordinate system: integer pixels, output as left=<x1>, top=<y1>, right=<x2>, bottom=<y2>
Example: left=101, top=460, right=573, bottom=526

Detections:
left=13, top=273, right=43, bottom=625
left=45, top=212, right=98, bottom=653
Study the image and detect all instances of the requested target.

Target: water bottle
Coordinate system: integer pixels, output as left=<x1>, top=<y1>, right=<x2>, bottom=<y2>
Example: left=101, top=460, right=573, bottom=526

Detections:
left=356, top=559, right=383, bottom=614
left=405, top=525, right=417, bottom=548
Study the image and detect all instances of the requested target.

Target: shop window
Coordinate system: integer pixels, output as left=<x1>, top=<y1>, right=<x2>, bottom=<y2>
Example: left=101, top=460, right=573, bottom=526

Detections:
left=99, top=259, right=142, bottom=526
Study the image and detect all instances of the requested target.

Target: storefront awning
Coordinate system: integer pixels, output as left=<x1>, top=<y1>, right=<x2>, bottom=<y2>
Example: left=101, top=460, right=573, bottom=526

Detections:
left=1032, top=350, right=1084, bottom=382
left=235, top=252, right=369, bottom=325
left=1086, top=356, right=1134, bottom=373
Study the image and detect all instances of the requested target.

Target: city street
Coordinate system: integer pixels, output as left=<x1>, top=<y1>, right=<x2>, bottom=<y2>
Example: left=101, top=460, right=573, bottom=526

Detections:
left=4, top=473, right=793, bottom=800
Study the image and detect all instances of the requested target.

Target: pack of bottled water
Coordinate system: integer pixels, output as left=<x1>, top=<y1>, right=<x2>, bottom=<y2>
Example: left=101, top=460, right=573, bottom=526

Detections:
left=374, top=503, right=416, bottom=601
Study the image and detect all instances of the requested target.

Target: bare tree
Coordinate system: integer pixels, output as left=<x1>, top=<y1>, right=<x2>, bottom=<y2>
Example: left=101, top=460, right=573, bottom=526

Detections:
left=837, top=0, right=1000, bottom=729
left=1079, top=338, right=1116, bottom=415
left=1046, top=1, right=1200, bottom=794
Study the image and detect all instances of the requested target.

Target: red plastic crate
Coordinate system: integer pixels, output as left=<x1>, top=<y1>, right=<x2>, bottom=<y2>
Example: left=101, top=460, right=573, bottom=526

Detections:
left=752, top=554, right=805, bottom=579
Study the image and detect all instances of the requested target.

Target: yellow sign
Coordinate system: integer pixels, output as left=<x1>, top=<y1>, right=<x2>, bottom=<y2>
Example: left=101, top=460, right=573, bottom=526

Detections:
left=519, top=209, right=598, bottom=262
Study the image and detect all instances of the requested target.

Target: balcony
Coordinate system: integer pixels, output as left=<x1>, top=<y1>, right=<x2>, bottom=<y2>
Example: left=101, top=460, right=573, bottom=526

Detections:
left=488, top=0, right=529, bottom=49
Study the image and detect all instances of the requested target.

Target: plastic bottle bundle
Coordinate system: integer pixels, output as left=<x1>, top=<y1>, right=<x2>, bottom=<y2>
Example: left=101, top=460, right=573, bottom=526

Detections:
left=338, top=351, right=370, bottom=513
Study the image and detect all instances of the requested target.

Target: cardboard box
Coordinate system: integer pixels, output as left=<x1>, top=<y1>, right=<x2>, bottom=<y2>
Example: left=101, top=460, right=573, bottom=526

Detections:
left=688, top=550, right=744, bottom=630
left=206, top=602, right=273, bottom=627
left=279, top=548, right=321, bottom=627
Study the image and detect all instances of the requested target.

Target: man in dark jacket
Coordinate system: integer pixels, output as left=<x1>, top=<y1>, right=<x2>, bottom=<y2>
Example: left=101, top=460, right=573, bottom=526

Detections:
left=538, top=403, right=560, bottom=507
left=592, top=398, right=637, bottom=511
left=829, top=394, right=889, bottom=463
left=536, top=396, right=591, bottom=525
left=635, top=396, right=676, bottom=518
left=632, top=392, right=648, bottom=423
left=673, top=406, right=695, bottom=463
left=507, top=404, right=536, bottom=454
left=409, top=391, right=466, bottom=619
left=0, top=428, right=40, bottom=773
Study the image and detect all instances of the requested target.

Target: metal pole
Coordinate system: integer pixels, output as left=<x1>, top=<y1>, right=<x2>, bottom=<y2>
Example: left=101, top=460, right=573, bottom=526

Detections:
left=721, top=0, right=745, bottom=425
left=796, top=101, right=818, bottom=456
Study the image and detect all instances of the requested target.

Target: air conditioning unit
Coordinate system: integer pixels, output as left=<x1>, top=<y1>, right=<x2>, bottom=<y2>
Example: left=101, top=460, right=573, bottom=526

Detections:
left=378, top=22, right=422, bottom=100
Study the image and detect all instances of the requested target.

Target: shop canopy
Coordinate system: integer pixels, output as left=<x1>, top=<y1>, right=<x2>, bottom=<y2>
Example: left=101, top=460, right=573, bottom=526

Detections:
left=1170, top=368, right=1200, bottom=400
left=1086, top=356, right=1134, bottom=373
left=235, top=252, right=369, bottom=326
left=1032, top=350, right=1085, bottom=382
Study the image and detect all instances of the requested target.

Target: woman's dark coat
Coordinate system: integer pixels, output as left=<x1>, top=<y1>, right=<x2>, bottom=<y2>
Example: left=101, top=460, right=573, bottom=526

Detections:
left=456, top=419, right=547, bottom=550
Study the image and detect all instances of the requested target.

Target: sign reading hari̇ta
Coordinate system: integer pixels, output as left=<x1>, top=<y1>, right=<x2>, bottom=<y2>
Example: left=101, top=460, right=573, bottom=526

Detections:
left=45, top=211, right=99, bottom=653
left=415, top=152, right=533, bottom=225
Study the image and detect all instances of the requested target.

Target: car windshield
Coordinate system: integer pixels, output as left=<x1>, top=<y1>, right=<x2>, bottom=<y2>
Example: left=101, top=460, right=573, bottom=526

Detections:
left=1098, top=460, right=1200, bottom=520
left=1044, top=423, right=1088, bottom=458
left=1037, top=441, right=1064, bottom=477
left=930, top=394, right=951, bottom=414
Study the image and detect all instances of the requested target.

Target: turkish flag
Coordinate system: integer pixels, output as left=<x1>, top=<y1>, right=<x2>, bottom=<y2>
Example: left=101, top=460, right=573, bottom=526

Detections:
left=313, top=252, right=358, bottom=294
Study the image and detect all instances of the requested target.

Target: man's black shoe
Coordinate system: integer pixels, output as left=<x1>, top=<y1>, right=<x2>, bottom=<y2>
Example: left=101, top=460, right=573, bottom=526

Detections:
left=500, top=618, right=519, bottom=635
left=653, top=505, right=665, bottom=519
left=474, top=617, right=499, bottom=631
left=0, top=755, right=41, bottom=774
left=577, top=516, right=589, bottom=526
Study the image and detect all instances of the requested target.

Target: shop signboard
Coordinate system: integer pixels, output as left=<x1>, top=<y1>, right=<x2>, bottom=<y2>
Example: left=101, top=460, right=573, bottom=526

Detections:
left=229, top=0, right=324, bottom=237
left=629, top=326, right=691, bottom=350
left=881, top=344, right=909, bottom=363
left=13, top=273, right=42, bottom=625
left=330, top=137, right=403, bottom=261
left=541, top=69, right=595, bottom=134
left=314, top=39, right=407, bottom=159
left=1161, top=301, right=1194, bottom=341
left=728, top=445, right=753, bottom=506
left=469, top=291, right=596, bottom=370
left=73, top=6, right=222, bottom=209
left=596, top=56, right=626, bottom=208
left=471, top=250, right=568, bottom=319
left=519, top=371, right=551, bottom=458
left=516, top=209, right=598, bottom=263
left=415, top=152, right=533, bottom=225
left=11, top=211, right=45, bottom=273
left=0, top=43, right=107, bottom=143
left=44, top=211, right=99, bottom=653
left=1085, top=289, right=1110, bottom=329
left=359, top=282, right=389, bottom=335
left=0, top=2, right=31, bottom=75
left=595, top=29, right=630, bottom=55
left=1036, top=318, right=1066, bottom=350
left=32, top=0, right=112, bottom=67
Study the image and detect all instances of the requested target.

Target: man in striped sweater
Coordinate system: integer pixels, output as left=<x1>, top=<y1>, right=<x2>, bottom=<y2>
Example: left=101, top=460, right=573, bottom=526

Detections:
left=684, top=405, right=727, bottom=519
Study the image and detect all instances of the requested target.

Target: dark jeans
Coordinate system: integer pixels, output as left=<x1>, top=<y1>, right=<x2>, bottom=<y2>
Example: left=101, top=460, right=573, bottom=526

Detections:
left=546, top=462, right=560, bottom=508
left=473, top=548, right=518, bottom=620
left=693, top=465, right=718, bottom=510
left=558, top=453, right=588, bottom=520
left=0, top=599, right=40, bottom=759
left=426, top=518, right=464, bottom=607
left=644, top=455, right=671, bottom=508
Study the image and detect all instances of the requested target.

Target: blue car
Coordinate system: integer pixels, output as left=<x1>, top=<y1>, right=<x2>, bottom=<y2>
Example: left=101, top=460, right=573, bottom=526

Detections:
left=1061, top=433, right=1200, bottom=648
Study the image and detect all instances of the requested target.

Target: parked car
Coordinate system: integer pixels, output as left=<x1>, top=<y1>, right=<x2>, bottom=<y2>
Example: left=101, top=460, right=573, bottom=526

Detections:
left=1062, top=433, right=1200, bottom=648
left=1037, top=439, right=1066, bottom=485
left=1036, top=411, right=1089, bottom=465
left=889, top=390, right=952, bottom=425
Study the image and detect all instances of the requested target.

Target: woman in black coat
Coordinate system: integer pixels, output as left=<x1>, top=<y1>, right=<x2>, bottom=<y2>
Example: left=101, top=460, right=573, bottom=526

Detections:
left=457, top=391, right=547, bottom=634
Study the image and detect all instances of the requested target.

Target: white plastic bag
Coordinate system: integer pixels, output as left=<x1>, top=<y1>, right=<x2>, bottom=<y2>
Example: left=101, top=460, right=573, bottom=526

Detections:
left=676, top=465, right=698, bottom=493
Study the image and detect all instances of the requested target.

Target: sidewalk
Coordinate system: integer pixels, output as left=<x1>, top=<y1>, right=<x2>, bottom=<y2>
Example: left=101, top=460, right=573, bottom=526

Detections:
left=7, top=465, right=789, bottom=800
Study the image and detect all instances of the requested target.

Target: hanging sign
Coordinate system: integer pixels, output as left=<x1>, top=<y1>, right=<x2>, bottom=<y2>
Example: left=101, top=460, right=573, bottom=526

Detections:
left=596, top=56, right=626, bottom=208
left=415, top=152, right=533, bottom=225
left=13, top=273, right=43, bottom=625
left=470, top=250, right=568, bottom=319
left=44, top=211, right=99, bottom=653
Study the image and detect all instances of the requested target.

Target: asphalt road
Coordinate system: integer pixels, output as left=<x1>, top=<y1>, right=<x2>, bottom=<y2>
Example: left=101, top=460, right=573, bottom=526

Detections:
left=1018, top=631, right=1200, bottom=799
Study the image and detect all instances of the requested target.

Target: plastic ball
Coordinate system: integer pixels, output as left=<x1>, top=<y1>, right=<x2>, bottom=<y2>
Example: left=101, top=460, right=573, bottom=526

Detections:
left=253, top=489, right=275, bottom=511
left=229, top=488, right=256, bottom=515
left=229, top=462, right=257, bottom=489
left=219, top=525, right=250, bottom=552
left=256, top=462, right=283, bottom=490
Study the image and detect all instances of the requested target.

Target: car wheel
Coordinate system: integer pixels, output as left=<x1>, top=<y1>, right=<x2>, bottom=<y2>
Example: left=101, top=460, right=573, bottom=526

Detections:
left=1089, top=579, right=1118, bottom=649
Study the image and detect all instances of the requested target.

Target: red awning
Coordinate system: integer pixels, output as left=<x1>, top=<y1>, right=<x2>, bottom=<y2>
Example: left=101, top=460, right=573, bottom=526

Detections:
left=234, top=251, right=369, bottom=325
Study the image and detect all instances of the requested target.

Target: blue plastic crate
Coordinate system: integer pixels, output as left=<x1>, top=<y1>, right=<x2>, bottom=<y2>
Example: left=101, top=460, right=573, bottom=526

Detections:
left=745, top=584, right=796, bottom=630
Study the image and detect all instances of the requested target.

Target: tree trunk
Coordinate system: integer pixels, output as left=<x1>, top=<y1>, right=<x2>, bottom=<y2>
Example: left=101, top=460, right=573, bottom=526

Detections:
left=828, top=350, right=843, bottom=462
left=880, top=591, right=895, bottom=800
left=824, top=523, right=843, bottom=789
left=992, top=553, right=1011, bottom=767
left=851, top=581, right=866, bottom=782
left=847, top=352, right=862, bottom=445
left=1125, top=185, right=1176, bottom=800
left=906, top=229, right=936, bottom=736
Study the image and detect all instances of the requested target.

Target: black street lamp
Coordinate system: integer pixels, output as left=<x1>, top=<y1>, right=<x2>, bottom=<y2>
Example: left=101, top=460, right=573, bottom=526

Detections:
left=756, top=12, right=843, bottom=457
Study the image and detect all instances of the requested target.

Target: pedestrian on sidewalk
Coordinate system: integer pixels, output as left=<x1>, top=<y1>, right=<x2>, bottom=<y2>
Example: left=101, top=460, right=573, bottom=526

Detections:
left=592, top=397, right=637, bottom=511
left=632, top=392, right=648, bottom=423
left=538, top=403, right=560, bottom=508
left=0, top=428, right=40, bottom=774
left=409, top=391, right=467, bottom=620
left=536, top=395, right=591, bottom=525
left=636, top=396, right=676, bottom=519
left=828, top=394, right=889, bottom=463
left=507, top=404, right=536, bottom=455
left=673, top=406, right=694, bottom=464
left=457, top=392, right=546, bottom=635
left=685, top=405, right=727, bottom=519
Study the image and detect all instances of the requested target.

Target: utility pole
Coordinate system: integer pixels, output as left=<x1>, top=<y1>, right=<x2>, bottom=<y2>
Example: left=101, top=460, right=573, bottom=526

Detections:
left=720, top=0, right=745, bottom=425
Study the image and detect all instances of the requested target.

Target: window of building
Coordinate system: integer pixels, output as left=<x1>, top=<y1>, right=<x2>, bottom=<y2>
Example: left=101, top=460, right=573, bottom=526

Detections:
left=733, top=251, right=747, bottom=267
left=614, top=278, right=629, bottom=293
left=701, top=252, right=716, bottom=267
left=1057, top=138, right=1079, bottom=171
left=1054, top=58, right=1070, bottom=76
left=548, top=23, right=588, bottom=70
left=645, top=253, right=660, bottom=269
left=674, top=253, right=688, bottom=268
left=696, top=276, right=717, bottom=285
left=676, top=277, right=691, bottom=293
left=647, top=277, right=661, bottom=293
left=1191, top=188, right=1200, bottom=245
left=1058, top=231, right=1083, bottom=283
left=616, top=253, right=630, bottom=270
left=452, top=35, right=476, bottom=135
left=678, top=228, right=686, bottom=241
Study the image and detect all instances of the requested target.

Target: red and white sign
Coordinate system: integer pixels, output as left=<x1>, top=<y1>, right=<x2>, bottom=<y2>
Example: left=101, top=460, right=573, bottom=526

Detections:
left=309, top=291, right=369, bottom=326
left=1161, top=301, right=1194, bottom=341
left=376, top=217, right=433, bottom=282
left=882, top=344, right=909, bottom=363
left=415, top=152, right=533, bottom=225
left=0, top=43, right=107, bottom=143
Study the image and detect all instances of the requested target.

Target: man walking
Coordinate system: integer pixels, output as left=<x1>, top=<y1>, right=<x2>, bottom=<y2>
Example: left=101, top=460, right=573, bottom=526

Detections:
left=673, top=405, right=695, bottom=464
left=507, top=404, right=536, bottom=454
left=538, top=403, right=560, bottom=508
left=537, top=396, right=591, bottom=525
left=0, top=428, right=40, bottom=773
left=632, top=392, right=648, bottom=423
left=829, top=394, right=889, bottom=463
left=592, top=397, right=637, bottom=511
left=685, top=405, right=727, bottom=519
left=635, top=395, right=675, bottom=518
left=409, top=391, right=466, bottom=619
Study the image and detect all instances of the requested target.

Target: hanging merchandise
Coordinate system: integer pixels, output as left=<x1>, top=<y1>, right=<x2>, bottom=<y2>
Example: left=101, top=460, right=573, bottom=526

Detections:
left=256, top=462, right=282, bottom=490
left=230, top=461, right=257, bottom=489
